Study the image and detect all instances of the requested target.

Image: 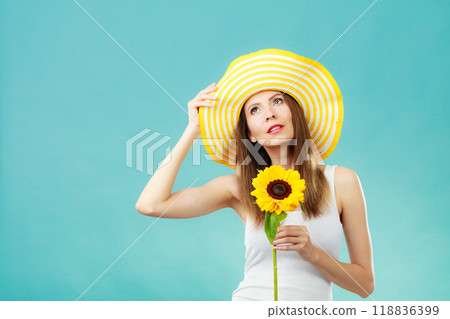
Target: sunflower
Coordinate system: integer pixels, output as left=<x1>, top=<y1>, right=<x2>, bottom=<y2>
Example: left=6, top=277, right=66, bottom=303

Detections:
left=251, top=165, right=306, bottom=215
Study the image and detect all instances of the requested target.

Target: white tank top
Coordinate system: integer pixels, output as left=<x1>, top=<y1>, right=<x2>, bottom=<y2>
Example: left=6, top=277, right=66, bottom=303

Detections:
left=232, top=165, right=342, bottom=301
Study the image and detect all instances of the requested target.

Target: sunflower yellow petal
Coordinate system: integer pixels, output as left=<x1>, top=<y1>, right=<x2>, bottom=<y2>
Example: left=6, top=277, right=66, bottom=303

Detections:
left=283, top=168, right=292, bottom=182
left=277, top=165, right=286, bottom=177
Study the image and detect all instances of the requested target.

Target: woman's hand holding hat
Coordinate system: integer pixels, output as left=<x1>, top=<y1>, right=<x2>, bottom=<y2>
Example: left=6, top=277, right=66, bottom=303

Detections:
left=187, top=83, right=217, bottom=138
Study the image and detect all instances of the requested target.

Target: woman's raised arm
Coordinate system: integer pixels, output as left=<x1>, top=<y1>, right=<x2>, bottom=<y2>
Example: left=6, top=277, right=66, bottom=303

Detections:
left=135, top=83, right=237, bottom=218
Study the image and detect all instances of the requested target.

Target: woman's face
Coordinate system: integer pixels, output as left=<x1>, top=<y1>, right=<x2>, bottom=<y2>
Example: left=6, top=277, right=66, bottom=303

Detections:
left=243, top=90, right=294, bottom=146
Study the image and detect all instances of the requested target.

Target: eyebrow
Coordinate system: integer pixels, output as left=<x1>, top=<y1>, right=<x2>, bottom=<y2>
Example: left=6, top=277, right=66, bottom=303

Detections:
left=246, top=93, right=283, bottom=111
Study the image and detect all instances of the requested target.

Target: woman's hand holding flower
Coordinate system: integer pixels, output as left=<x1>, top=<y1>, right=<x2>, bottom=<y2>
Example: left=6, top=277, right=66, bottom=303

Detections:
left=273, top=225, right=317, bottom=262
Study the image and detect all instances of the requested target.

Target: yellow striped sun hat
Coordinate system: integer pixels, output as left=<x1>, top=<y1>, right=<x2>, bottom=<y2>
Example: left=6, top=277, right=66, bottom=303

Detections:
left=199, top=48, right=343, bottom=170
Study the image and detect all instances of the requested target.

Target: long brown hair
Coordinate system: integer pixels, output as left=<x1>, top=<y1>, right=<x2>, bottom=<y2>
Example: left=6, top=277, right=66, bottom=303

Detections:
left=235, top=91, right=332, bottom=228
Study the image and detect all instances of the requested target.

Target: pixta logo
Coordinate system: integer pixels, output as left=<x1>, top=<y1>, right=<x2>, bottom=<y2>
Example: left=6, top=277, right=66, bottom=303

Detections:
left=126, top=129, right=172, bottom=175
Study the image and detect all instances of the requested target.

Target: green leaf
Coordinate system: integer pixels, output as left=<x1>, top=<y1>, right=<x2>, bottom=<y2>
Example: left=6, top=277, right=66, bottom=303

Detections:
left=252, top=200, right=257, bottom=204
left=264, top=212, right=277, bottom=244
left=300, top=202, right=306, bottom=213
left=264, top=211, right=286, bottom=244
left=277, top=212, right=287, bottom=223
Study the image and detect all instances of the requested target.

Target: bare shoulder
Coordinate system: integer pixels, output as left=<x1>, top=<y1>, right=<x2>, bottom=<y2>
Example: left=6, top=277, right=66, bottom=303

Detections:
left=335, top=166, right=359, bottom=181
left=335, top=166, right=360, bottom=192
left=334, top=166, right=363, bottom=216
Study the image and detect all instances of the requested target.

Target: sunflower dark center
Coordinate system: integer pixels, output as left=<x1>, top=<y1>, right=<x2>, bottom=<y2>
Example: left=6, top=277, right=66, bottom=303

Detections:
left=267, top=179, right=292, bottom=200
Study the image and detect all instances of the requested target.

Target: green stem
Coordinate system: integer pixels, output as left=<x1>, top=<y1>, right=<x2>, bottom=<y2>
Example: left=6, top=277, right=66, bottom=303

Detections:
left=273, top=247, right=278, bottom=301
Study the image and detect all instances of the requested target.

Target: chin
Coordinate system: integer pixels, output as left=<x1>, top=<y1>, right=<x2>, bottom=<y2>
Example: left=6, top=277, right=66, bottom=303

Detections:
left=262, top=133, right=295, bottom=147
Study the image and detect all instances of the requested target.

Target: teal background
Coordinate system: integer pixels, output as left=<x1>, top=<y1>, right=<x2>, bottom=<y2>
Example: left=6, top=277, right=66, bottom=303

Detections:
left=1, top=0, right=449, bottom=301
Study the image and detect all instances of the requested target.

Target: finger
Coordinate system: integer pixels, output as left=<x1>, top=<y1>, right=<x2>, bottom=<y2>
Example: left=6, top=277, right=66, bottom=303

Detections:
left=280, top=225, right=306, bottom=230
left=198, top=94, right=218, bottom=101
left=199, top=83, right=217, bottom=94
left=276, top=225, right=294, bottom=235
left=298, top=226, right=309, bottom=235
left=188, top=100, right=214, bottom=107
left=276, top=228, right=306, bottom=239
left=279, top=225, right=308, bottom=232
left=275, top=228, right=286, bottom=238
left=276, top=227, right=296, bottom=237
left=203, top=86, right=217, bottom=94
left=273, top=243, right=294, bottom=250
left=190, top=102, right=215, bottom=108
left=273, top=236, right=301, bottom=245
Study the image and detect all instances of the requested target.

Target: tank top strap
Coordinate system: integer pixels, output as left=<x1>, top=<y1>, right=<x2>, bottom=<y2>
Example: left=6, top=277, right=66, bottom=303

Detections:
left=323, top=165, right=339, bottom=214
left=324, top=165, right=337, bottom=182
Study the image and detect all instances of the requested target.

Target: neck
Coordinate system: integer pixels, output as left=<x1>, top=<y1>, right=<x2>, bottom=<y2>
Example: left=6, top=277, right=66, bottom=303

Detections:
left=265, top=145, right=294, bottom=170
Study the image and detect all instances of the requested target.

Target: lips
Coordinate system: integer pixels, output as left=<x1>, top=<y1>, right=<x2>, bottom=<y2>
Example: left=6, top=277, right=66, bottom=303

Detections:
left=267, top=124, right=284, bottom=134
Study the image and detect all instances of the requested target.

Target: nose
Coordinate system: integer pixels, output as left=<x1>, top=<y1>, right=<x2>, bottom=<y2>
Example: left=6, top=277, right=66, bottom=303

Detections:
left=265, top=110, right=276, bottom=121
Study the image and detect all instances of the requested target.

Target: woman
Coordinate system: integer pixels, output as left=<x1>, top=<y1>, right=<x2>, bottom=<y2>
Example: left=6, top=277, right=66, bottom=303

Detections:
left=135, top=49, right=374, bottom=301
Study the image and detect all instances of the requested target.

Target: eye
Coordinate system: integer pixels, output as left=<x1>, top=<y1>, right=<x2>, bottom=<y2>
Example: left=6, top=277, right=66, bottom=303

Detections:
left=273, top=97, right=283, bottom=105
left=250, top=106, right=259, bottom=115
